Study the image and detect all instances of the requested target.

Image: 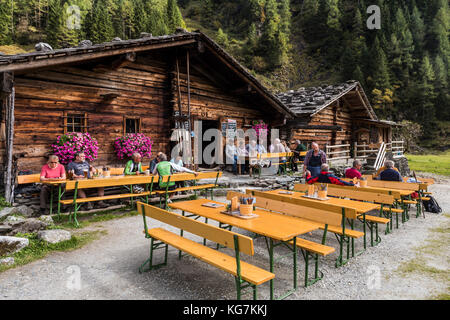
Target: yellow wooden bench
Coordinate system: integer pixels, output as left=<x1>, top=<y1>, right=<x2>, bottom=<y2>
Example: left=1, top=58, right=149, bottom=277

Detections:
left=226, top=191, right=336, bottom=287
left=60, top=175, right=156, bottom=227
left=153, top=171, right=222, bottom=208
left=137, top=202, right=274, bottom=300
left=248, top=152, right=294, bottom=177
left=294, top=183, right=394, bottom=243
left=244, top=189, right=365, bottom=268
left=365, top=180, right=429, bottom=218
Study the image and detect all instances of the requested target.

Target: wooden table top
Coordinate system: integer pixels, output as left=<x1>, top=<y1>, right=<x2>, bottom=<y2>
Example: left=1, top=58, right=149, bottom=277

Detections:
left=168, top=198, right=321, bottom=242
left=42, top=174, right=158, bottom=185
left=265, top=189, right=381, bottom=214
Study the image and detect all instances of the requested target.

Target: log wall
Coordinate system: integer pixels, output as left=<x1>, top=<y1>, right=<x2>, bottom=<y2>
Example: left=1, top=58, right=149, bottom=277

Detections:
left=4, top=50, right=267, bottom=173
left=290, top=100, right=353, bottom=149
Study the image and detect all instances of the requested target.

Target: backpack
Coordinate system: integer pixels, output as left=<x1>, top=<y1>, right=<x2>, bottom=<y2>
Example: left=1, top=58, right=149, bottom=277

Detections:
left=423, top=196, right=442, bottom=214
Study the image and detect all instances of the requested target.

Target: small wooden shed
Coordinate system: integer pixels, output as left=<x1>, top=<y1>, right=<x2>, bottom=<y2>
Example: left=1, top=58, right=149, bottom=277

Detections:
left=277, top=81, right=399, bottom=160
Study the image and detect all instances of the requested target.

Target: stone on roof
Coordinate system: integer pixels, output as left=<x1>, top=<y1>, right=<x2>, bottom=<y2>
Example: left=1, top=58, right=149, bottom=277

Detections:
left=277, top=81, right=358, bottom=117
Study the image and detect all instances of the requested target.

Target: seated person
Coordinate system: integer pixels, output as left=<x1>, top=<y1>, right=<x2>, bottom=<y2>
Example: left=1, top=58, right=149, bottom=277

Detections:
left=306, top=163, right=355, bottom=186
left=67, top=152, right=107, bottom=209
left=40, top=155, right=66, bottom=215
left=170, top=155, right=184, bottom=167
left=124, top=152, right=144, bottom=175
left=292, top=140, right=307, bottom=172
left=345, top=160, right=362, bottom=179
left=149, top=152, right=163, bottom=173
left=152, top=153, right=199, bottom=203
left=378, top=160, right=403, bottom=182
left=373, top=160, right=399, bottom=179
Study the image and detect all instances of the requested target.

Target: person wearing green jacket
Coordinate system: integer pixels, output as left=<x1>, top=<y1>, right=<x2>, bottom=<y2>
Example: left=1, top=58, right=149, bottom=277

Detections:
left=152, top=153, right=198, bottom=203
left=124, top=153, right=145, bottom=175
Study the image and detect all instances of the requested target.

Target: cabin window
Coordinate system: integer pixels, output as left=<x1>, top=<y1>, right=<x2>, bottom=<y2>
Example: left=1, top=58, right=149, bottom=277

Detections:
left=64, top=112, right=88, bottom=133
left=124, top=117, right=141, bottom=134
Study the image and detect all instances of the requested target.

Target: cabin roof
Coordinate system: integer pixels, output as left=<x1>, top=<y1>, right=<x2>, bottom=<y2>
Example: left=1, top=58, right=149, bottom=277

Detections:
left=0, top=30, right=295, bottom=119
left=276, top=81, right=377, bottom=120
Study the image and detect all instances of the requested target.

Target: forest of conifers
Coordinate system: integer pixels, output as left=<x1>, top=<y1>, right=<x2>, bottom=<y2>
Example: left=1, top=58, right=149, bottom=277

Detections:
left=0, top=0, right=448, bottom=150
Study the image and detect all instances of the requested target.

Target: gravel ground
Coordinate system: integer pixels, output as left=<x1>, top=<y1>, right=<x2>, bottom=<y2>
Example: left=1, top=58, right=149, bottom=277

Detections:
left=0, top=178, right=449, bottom=300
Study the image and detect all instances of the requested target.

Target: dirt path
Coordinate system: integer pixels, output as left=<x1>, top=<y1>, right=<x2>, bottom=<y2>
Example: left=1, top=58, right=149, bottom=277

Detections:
left=0, top=181, right=448, bottom=300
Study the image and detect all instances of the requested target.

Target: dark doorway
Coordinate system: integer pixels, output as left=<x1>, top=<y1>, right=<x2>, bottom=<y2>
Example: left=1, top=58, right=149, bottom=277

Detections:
left=199, top=119, right=220, bottom=168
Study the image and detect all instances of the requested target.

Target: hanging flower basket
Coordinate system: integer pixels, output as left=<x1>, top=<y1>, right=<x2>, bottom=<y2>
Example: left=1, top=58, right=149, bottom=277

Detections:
left=51, top=132, right=99, bottom=165
left=113, top=133, right=153, bottom=160
left=252, top=120, right=268, bottom=138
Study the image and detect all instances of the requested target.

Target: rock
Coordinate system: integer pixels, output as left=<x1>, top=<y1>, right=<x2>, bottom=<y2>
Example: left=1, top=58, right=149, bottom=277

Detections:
left=0, top=236, right=29, bottom=256
left=15, top=205, right=34, bottom=217
left=0, top=207, right=19, bottom=220
left=37, top=230, right=71, bottom=244
left=4, top=216, right=26, bottom=224
left=0, top=257, right=14, bottom=266
left=39, top=215, right=54, bottom=225
left=9, top=219, right=47, bottom=236
left=78, top=40, right=92, bottom=47
left=35, top=42, right=53, bottom=52
left=0, top=225, right=13, bottom=235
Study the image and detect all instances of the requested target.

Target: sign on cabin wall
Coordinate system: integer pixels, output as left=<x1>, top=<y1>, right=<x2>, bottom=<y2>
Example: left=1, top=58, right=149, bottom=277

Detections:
left=222, top=119, right=237, bottom=138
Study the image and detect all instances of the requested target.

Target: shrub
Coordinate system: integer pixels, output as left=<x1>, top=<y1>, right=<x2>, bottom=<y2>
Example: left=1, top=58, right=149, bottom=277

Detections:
left=51, top=132, right=99, bottom=164
left=113, top=133, right=153, bottom=160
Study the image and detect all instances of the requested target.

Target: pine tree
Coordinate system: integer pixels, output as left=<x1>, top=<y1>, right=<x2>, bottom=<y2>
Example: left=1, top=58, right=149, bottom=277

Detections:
left=46, top=0, right=63, bottom=48
left=410, top=4, right=426, bottom=57
left=132, top=0, right=147, bottom=38
left=429, top=5, right=449, bottom=65
left=416, top=54, right=437, bottom=135
left=352, top=65, right=366, bottom=89
left=216, top=28, right=229, bottom=48
left=0, top=0, right=12, bottom=45
left=326, top=0, right=342, bottom=31
left=147, top=3, right=169, bottom=36
left=433, top=54, right=450, bottom=120
left=166, top=0, right=185, bottom=34
left=370, top=37, right=391, bottom=90
left=88, top=0, right=114, bottom=44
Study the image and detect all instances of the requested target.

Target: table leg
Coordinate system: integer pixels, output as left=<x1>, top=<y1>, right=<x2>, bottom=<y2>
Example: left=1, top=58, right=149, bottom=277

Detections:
left=49, top=186, right=54, bottom=216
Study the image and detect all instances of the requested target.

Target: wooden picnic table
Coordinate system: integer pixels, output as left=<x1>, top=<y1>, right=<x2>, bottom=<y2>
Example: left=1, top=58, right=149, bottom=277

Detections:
left=43, top=174, right=158, bottom=216
left=168, top=198, right=321, bottom=300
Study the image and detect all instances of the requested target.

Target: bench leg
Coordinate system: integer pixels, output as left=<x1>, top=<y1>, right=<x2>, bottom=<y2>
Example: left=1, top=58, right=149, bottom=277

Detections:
left=335, top=234, right=350, bottom=268
left=301, top=250, right=324, bottom=287
left=139, top=237, right=168, bottom=273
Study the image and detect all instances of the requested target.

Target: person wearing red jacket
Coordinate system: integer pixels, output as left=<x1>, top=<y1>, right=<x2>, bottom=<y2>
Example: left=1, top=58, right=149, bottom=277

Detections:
left=306, top=164, right=355, bottom=186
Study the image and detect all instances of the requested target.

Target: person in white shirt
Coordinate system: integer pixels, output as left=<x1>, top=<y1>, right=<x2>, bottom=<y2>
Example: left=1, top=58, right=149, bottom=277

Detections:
left=170, top=155, right=184, bottom=167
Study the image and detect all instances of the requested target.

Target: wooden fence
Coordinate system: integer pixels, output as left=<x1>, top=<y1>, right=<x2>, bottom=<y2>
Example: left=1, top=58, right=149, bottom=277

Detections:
left=325, top=141, right=405, bottom=165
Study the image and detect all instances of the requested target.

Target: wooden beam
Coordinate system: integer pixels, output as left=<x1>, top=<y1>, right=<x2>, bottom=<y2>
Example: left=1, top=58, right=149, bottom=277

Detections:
left=286, top=122, right=342, bottom=131
left=3, top=72, right=15, bottom=203
left=0, top=39, right=197, bottom=73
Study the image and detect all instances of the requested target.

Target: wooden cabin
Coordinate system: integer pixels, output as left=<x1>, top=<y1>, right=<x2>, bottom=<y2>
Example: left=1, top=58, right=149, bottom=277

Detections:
left=277, top=81, right=399, bottom=161
left=0, top=30, right=295, bottom=201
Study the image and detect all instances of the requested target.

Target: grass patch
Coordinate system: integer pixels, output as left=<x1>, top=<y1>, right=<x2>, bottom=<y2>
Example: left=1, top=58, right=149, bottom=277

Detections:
left=406, top=150, right=450, bottom=176
left=398, top=257, right=448, bottom=276
left=0, top=230, right=106, bottom=273
left=0, top=44, right=34, bottom=55
left=0, top=195, right=11, bottom=211
left=429, top=292, right=450, bottom=300
left=54, top=207, right=140, bottom=229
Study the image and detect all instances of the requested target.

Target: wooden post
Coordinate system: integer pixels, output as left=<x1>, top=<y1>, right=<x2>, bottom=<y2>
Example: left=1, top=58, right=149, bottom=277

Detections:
left=3, top=72, right=15, bottom=203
